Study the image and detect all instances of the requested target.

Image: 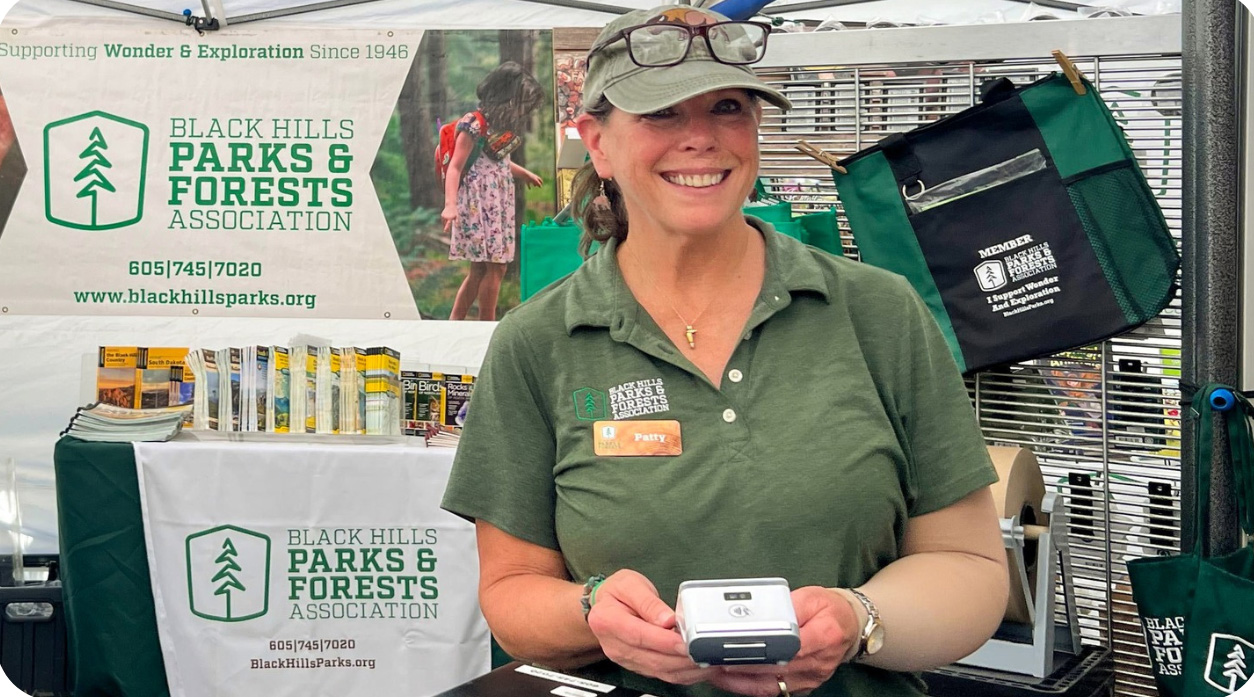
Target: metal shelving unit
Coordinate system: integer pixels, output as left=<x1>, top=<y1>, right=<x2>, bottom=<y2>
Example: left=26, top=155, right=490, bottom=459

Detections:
left=754, top=16, right=1183, bottom=697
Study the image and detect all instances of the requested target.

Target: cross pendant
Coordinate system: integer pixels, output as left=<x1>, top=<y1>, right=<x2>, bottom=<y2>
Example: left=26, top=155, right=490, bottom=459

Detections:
left=684, top=325, right=696, bottom=349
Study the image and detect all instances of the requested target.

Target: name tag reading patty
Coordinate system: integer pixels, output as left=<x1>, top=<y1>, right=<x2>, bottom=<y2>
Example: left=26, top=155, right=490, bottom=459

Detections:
left=593, top=420, right=682, bottom=457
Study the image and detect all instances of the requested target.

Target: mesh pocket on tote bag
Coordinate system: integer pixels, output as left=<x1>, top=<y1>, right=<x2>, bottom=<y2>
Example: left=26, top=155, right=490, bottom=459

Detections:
left=833, top=73, right=1179, bottom=374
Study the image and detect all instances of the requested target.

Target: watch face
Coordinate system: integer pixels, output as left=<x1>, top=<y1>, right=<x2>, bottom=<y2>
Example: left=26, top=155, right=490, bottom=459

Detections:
left=866, top=625, right=885, bottom=655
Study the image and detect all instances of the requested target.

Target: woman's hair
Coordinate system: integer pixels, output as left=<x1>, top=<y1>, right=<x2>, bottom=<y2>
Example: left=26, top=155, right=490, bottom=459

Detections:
left=570, top=96, right=628, bottom=257
left=477, top=61, right=546, bottom=135
left=570, top=91, right=762, bottom=256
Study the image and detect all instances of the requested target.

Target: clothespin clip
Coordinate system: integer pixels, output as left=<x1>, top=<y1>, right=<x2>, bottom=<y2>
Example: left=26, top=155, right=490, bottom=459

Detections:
left=1051, top=50, right=1086, bottom=95
left=795, top=140, right=847, bottom=174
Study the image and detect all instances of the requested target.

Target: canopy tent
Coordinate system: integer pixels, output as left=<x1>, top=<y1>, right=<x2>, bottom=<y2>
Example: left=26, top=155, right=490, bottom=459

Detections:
left=7, top=0, right=1179, bottom=28
left=0, top=0, right=1182, bottom=555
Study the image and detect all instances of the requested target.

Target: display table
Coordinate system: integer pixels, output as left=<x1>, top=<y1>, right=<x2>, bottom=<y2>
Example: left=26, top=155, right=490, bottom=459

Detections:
left=54, top=435, right=486, bottom=697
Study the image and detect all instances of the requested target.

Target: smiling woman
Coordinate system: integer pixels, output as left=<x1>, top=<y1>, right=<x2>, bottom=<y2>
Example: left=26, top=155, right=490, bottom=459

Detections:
left=440, top=5, right=1010, bottom=697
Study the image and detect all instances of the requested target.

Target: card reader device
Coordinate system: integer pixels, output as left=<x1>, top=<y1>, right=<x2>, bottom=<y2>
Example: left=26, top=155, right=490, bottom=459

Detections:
left=675, top=577, right=801, bottom=667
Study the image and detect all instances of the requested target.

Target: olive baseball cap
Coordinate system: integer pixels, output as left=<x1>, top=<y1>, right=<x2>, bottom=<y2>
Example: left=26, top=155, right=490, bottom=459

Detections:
left=583, top=5, right=792, bottom=114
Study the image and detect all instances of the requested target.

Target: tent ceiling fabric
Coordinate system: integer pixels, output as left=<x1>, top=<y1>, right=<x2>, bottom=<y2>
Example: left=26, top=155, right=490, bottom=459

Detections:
left=7, top=0, right=1178, bottom=27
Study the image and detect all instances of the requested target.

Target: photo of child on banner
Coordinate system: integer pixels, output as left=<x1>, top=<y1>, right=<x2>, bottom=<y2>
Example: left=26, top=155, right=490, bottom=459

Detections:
left=371, top=31, right=556, bottom=320
left=440, top=62, right=546, bottom=321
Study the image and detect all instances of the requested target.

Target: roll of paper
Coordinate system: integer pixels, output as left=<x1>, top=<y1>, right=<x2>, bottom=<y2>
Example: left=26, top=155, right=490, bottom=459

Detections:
left=987, top=445, right=1047, bottom=625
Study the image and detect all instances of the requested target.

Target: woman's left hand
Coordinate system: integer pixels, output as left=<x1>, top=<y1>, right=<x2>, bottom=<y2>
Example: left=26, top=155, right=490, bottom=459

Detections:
left=706, top=587, right=859, bottom=696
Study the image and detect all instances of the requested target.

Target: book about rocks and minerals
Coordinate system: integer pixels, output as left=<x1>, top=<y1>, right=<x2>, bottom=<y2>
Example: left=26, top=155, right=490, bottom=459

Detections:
left=442, top=373, right=475, bottom=432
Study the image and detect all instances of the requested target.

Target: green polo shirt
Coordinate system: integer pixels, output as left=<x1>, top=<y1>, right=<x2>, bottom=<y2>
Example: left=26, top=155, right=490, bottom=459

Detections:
left=442, top=219, right=997, bottom=697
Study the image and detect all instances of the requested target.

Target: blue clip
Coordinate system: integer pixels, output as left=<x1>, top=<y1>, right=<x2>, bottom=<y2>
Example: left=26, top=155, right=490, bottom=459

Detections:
left=1210, top=388, right=1236, bottom=412
left=707, top=0, right=775, bottom=20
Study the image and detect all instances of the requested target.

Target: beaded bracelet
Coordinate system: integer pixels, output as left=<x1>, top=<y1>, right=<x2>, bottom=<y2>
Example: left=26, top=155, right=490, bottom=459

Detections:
left=580, top=574, right=607, bottom=620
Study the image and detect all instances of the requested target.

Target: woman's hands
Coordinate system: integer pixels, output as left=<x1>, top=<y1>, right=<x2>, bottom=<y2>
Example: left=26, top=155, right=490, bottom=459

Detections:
left=588, top=578, right=857, bottom=695
left=707, top=587, right=859, bottom=697
left=586, top=570, right=717, bottom=686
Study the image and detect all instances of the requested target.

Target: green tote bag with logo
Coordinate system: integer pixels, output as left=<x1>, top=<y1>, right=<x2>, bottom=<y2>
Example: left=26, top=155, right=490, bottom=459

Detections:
left=1127, top=384, right=1254, bottom=697
left=833, top=73, right=1179, bottom=374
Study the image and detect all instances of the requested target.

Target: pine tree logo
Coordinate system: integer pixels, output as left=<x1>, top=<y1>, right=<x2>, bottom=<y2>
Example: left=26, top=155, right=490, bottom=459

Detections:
left=44, top=111, right=148, bottom=230
left=74, top=127, right=115, bottom=228
left=974, top=260, right=1008, bottom=292
left=185, top=525, right=270, bottom=622
left=212, top=538, right=245, bottom=618
left=572, top=387, right=607, bottom=421
left=1204, top=633, right=1254, bottom=694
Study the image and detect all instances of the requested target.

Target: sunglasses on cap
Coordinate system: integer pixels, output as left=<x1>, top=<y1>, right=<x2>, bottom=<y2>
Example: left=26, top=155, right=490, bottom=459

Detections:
left=588, top=20, right=773, bottom=68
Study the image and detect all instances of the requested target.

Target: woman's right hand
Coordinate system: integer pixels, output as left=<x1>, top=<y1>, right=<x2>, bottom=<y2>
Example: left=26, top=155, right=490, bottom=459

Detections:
left=441, top=205, right=458, bottom=233
left=586, top=569, right=716, bottom=686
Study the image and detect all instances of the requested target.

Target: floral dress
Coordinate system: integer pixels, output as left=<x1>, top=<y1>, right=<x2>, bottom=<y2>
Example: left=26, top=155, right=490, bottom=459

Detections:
left=449, top=112, right=515, bottom=264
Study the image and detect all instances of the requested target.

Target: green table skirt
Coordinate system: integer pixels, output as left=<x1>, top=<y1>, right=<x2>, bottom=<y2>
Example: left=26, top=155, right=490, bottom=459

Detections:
left=54, top=437, right=169, bottom=697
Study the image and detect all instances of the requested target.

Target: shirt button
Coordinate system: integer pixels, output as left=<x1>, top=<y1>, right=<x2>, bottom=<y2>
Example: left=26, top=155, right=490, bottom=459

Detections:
left=722, top=408, right=737, bottom=423
left=728, top=369, right=744, bottom=383
left=773, top=295, right=780, bottom=302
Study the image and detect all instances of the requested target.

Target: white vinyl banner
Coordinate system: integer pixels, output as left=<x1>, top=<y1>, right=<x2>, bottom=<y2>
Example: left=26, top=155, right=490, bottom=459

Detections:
left=135, top=441, right=488, bottom=697
left=0, top=19, right=423, bottom=318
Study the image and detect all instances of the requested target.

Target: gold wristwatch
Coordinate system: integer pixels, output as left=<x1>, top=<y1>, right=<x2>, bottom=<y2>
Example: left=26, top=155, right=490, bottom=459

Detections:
left=847, top=588, right=884, bottom=661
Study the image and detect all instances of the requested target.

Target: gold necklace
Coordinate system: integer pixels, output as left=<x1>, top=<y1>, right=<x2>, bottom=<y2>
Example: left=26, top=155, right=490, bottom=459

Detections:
left=624, top=236, right=749, bottom=350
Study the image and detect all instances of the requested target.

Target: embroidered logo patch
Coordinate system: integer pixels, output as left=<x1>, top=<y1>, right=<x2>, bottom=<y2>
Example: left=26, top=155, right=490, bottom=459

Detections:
left=573, top=388, right=608, bottom=421
left=608, top=378, right=670, bottom=420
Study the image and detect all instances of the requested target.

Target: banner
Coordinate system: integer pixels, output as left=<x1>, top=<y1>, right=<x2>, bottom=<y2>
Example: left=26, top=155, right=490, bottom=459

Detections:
left=0, top=20, right=555, bottom=319
left=135, top=441, right=488, bottom=697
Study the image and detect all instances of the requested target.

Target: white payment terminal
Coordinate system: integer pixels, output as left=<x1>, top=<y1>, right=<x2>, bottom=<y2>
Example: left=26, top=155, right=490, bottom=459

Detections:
left=675, top=578, right=801, bottom=667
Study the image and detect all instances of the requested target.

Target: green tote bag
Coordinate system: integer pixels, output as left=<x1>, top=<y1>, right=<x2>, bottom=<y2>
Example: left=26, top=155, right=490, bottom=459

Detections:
left=1127, top=384, right=1254, bottom=697
left=833, top=73, right=1179, bottom=374
left=519, top=217, right=584, bottom=301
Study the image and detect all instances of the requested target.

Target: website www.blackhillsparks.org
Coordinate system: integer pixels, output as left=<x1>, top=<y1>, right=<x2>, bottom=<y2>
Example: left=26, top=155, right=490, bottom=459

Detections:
left=73, top=287, right=318, bottom=310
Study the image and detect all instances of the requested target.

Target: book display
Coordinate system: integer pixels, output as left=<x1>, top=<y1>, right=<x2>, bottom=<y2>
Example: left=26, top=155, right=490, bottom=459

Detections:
left=83, top=344, right=452, bottom=440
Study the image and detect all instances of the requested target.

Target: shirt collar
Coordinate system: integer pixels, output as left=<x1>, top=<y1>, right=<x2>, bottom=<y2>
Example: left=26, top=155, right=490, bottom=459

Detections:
left=562, top=216, right=832, bottom=336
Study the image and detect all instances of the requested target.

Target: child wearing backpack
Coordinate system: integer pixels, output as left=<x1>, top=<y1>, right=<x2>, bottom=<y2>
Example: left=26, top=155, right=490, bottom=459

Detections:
left=440, top=61, right=546, bottom=321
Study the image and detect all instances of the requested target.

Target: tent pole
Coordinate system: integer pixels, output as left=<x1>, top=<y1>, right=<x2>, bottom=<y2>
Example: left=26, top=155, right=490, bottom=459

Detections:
left=1003, top=0, right=1146, bottom=15
left=1182, top=0, right=1243, bottom=556
left=228, top=0, right=390, bottom=24
left=65, top=0, right=185, bottom=22
left=1000, top=0, right=1091, bottom=13
left=761, top=0, right=907, bottom=15
left=510, top=0, right=631, bottom=15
